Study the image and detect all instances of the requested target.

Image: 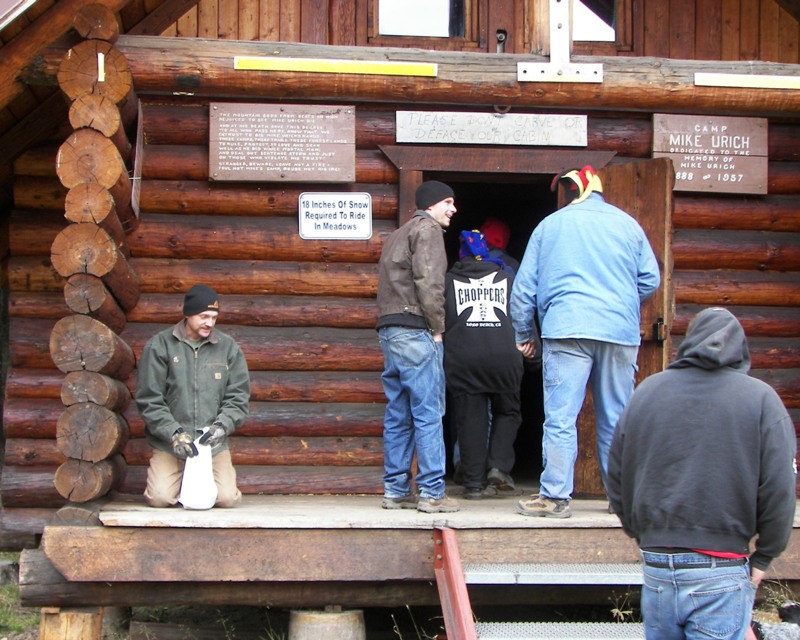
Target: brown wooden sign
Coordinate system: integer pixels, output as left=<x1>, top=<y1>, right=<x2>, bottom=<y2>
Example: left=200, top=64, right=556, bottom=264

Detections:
left=652, top=114, right=767, bottom=194
left=209, top=103, right=355, bottom=182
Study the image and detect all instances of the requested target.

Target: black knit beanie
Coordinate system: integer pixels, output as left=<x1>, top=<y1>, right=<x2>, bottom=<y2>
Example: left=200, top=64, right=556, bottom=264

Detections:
left=415, top=180, right=454, bottom=210
left=183, top=285, right=220, bottom=317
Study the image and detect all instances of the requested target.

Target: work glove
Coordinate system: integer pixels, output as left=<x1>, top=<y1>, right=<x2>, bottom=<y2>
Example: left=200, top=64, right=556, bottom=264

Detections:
left=199, top=423, right=227, bottom=448
left=171, top=428, right=198, bottom=459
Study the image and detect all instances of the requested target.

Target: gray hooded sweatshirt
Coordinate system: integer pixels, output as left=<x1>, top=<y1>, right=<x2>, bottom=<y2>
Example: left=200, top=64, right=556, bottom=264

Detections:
left=607, top=307, right=796, bottom=571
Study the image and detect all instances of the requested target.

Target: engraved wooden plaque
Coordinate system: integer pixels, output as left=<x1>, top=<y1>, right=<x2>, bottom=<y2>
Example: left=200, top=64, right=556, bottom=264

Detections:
left=652, top=114, right=767, bottom=194
left=209, top=103, right=356, bottom=182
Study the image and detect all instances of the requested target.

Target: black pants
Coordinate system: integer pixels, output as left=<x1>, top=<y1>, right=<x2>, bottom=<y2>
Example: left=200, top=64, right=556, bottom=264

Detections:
left=450, top=391, right=522, bottom=490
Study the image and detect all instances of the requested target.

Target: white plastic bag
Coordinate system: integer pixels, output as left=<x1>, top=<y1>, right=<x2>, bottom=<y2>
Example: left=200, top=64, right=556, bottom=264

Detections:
left=178, top=430, right=217, bottom=510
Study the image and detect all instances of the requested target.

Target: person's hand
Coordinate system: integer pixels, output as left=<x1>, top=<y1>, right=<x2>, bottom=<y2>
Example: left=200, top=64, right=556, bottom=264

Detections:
left=171, top=428, right=198, bottom=459
left=199, top=424, right=226, bottom=448
left=751, top=567, right=766, bottom=587
left=516, top=341, right=535, bottom=359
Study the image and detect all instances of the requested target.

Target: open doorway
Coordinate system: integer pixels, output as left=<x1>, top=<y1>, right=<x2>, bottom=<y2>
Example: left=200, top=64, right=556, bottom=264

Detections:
left=437, top=175, right=557, bottom=484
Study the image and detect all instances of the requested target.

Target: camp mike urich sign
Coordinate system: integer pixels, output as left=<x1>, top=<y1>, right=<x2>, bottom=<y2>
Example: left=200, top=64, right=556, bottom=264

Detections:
left=652, top=114, right=767, bottom=194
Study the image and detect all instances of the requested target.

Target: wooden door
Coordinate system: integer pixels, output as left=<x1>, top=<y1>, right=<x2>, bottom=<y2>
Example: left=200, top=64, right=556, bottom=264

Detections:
left=572, top=158, right=674, bottom=496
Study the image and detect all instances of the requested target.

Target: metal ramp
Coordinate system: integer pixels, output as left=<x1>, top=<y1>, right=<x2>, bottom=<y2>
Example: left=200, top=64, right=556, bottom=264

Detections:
left=434, top=528, right=645, bottom=640
left=475, top=622, right=644, bottom=639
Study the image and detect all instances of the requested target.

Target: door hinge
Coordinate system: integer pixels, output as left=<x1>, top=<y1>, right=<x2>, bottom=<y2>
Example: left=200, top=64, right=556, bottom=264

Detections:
left=653, top=319, right=667, bottom=344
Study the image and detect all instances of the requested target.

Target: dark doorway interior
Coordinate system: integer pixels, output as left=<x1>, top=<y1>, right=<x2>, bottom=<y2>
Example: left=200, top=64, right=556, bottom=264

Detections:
left=436, top=175, right=557, bottom=485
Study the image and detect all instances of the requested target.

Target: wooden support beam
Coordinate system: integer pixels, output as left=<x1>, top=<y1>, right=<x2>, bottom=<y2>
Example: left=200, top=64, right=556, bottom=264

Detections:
left=107, top=36, right=800, bottom=116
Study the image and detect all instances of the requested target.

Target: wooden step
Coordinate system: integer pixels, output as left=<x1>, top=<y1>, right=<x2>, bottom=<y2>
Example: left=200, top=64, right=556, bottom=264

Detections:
left=475, top=621, right=645, bottom=639
left=463, top=562, right=644, bottom=585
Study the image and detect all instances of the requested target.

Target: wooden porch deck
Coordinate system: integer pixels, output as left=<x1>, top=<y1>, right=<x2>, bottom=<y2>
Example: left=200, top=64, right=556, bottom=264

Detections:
left=19, top=488, right=800, bottom=610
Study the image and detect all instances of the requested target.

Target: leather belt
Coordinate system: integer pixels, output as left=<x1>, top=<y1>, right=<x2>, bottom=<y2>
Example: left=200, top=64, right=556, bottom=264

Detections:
left=644, top=557, right=747, bottom=569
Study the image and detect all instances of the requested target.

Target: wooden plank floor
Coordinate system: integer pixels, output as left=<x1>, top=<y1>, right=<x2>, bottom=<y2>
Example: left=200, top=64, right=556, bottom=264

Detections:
left=99, top=490, right=619, bottom=530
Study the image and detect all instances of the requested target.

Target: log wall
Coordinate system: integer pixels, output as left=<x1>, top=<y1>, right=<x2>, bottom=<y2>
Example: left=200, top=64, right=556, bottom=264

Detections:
left=3, top=97, right=799, bottom=539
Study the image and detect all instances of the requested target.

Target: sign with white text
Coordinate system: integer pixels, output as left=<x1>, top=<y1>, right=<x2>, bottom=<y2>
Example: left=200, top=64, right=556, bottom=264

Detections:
left=652, top=114, right=767, bottom=194
left=299, top=192, right=372, bottom=240
left=209, top=103, right=355, bottom=182
left=396, top=111, right=587, bottom=146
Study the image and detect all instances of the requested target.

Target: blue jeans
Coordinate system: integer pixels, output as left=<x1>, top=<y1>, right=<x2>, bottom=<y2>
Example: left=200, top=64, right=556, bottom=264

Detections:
left=640, top=551, right=756, bottom=639
left=379, top=326, right=446, bottom=499
left=539, top=338, right=638, bottom=499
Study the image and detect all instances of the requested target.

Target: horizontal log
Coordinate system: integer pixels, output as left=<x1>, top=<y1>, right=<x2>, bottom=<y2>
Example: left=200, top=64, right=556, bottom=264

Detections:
left=768, top=162, right=800, bottom=195
left=4, top=365, right=384, bottom=404
left=19, top=549, right=439, bottom=608
left=10, top=210, right=391, bottom=264
left=117, top=464, right=383, bottom=495
left=16, top=319, right=383, bottom=371
left=1, top=462, right=384, bottom=507
left=68, top=94, right=130, bottom=160
left=8, top=257, right=66, bottom=293
left=10, top=255, right=380, bottom=301
left=5, top=439, right=65, bottom=466
left=751, top=369, right=800, bottom=408
left=673, top=195, right=800, bottom=231
left=122, top=323, right=383, bottom=372
left=65, top=274, right=127, bottom=334
left=122, top=435, right=383, bottom=466
left=136, top=102, right=800, bottom=164
left=127, top=293, right=378, bottom=328
left=674, top=270, right=800, bottom=306
left=1, top=467, right=66, bottom=508
left=130, top=258, right=378, bottom=297
left=674, top=305, right=800, bottom=337
left=248, top=371, right=384, bottom=403
left=3, top=398, right=66, bottom=438
left=57, top=403, right=128, bottom=462
left=12, top=175, right=67, bottom=210
left=8, top=210, right=67, bottom=256
left=10, top=292, right=71, bottom=319
left=142, top=145, right=398, bottom=183
left=57, top=40, right=132, bottom=103
left=5, top=368, right=64, bottom=399
left=138, top=180, right=397, bottom=219
left=112, top=37, right=800, bottom=115
left=61, top=371, right=131, bottom=410
left=49, top=315, right=136, bottom=378
left=72, top=2, right=120, bottom=42
left=6, top=399, right=385, bottom=452
left=65, top=183, right=129, bottom=255
left=126, top=214, right=390, bottom=262
left=673, top=230, right=800, bottom=270
left=53, top=455, right=125, bottom=502
left=56, top=127, right=129, bottom=190
left=1, top=509, right=56, bottom=538
left=668, top=337, right=800, bottom=369
left=50, top=223, right=140, bottom=311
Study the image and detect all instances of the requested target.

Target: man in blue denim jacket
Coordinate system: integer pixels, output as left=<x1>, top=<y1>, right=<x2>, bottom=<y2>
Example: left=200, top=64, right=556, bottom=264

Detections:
left=376, top=180, right=460, bottom=514
left=510, top=166, right=660, bottom=518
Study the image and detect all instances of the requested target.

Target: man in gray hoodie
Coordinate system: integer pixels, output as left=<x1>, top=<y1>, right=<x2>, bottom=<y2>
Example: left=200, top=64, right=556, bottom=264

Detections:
left=607, top=307, right=796, bottom=639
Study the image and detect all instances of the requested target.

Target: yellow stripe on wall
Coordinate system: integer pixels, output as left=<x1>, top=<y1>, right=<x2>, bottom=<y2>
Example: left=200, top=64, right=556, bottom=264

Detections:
left=234, top=56, right=438, bottom=77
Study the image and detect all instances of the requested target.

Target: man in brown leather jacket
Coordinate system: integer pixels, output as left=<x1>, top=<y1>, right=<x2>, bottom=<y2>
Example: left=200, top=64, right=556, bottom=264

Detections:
left=376, top=180, right=459, bottom=514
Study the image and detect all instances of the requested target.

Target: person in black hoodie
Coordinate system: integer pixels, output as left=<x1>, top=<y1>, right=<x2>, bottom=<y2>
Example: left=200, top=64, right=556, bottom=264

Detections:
left=608, top=307, right=797, bottom=639
left=444, top=230, right=524, bottom=499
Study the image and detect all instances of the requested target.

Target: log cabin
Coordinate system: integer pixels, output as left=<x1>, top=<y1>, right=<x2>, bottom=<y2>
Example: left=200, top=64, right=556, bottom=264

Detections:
left=0, top=0, right=799, bottom=635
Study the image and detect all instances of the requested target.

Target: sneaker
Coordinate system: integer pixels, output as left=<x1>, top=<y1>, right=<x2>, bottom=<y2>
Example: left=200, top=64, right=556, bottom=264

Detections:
left=417, top=495, right=460, bottom=513
left=516, top=495, right=572, bottom=518
left=487, top=468, right=516, bottom=491
left=382, top=494, right=419, bottom=510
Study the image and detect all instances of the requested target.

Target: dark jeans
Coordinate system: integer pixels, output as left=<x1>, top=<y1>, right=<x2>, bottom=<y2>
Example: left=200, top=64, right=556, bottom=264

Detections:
left=450, top=391, right=521, bottom=490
